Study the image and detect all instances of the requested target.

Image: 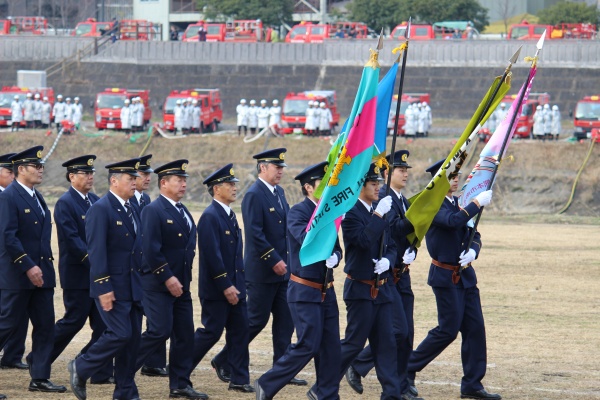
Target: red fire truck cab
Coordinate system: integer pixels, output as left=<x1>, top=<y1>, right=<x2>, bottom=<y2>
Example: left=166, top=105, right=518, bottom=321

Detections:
left=73, top=18, right=116, bottom=37
left=0, top=20, right=12, bottom=35
left=390, top=23, right=435, bottom=40
left=95, top=88, right=152, bottom=130
left=280, top=90, right=339, bottom=134
left=388, top=93, right=430, bottom=136
left=508, top=21, right=597, bottom=40
left=119, top=20, right=161, bottom=41
left=573, top=95, right=600, bottom=140
left=162, top=89, right=222, bottom=132
left=498, top=92, right=550, bottom=138
left=285, top=22, right=369, bottom=43
left=0, top=86, right=54, bottom=127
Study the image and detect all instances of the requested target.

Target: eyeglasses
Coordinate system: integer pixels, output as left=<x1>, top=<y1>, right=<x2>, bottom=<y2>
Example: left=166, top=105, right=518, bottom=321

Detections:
left=23, top=163, right=44, bottom=170
left=74, top=171, right=95, bottom=176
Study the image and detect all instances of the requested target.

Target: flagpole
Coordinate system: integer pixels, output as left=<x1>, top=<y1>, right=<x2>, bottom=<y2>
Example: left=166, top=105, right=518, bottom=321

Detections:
left=460, top=32, right=545, bottom=273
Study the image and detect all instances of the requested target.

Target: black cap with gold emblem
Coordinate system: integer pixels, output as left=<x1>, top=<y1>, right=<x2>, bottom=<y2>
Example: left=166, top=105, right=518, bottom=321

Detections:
left=365, top=162, right=384, bottom=182
left=154, top=159, right=189, bottom=178
left=0, top=153, right=16, bottom=168
left=425, top=159, right=445, bottom=178
left=295, top=161, right=328, bottom=186
left=105, top=158, right=141, bottom=177
left=253, top=148, right=287, bottom=167
left=62, top=155, right=97, bottom=172
left=137, top=154, right=154, bottom=173
left=386, top=150, right=412, bottom=169
left=9, top=146, right=44, bottom=165
left=203, top=163, right=239, bottom=186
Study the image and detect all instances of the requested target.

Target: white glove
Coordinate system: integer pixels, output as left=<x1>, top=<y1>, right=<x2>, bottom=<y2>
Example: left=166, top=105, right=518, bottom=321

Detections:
left=402, top=248, right=416, bottom=265
left=475, top=190, right=493, bottom=207
left=372, top=258, right=390, bottom=274
left=374, top=195, right=393, bottom=216
left=459, top=248, right=476, bottom=266
left=325, top=253, right=338, bottom=269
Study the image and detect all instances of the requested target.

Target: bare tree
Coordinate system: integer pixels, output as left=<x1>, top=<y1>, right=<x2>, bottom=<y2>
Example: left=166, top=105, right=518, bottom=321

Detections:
left=496, top=0, right=517, bottom=37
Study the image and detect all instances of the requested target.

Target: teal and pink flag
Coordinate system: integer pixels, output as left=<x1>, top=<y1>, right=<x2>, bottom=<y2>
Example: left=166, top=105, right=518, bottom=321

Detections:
left=458, top=66, right=537, bottom=208
left=373, top=62, right=399, bottom=158
left=300, top=54, right=381, bottom=266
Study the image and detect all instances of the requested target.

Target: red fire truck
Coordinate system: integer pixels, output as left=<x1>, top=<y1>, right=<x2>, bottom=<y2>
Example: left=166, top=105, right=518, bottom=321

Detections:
left=508, top=21, right=597, bottom=40
left=0, top=20, right=12, bottom=35
left=280, top=90, right=340, bottom=134
left=95, top=88, right=151, bottom=130
left=390, top=23, right=435, bottom=40
left=0, top=86, right=55, bottom=127
left=162, top=89, right=222, bottom=132
left=119, top=20, right=161, bottom=41
left=504, top=92, right=550, bottom=138
left=183, top=20, right=270, bottom=42
left=285, top=22, right=369, bottom=43
left=0, top=16, right=47, bottom=35
left=572, top=95, right=600, bottom=140
left=388, top=93, right=430, bottom=135
left=72, top=18, right=116, bottom=37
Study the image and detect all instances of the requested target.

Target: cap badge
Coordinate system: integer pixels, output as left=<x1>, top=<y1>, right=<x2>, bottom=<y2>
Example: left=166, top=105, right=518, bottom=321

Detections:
left=146, top=159, right=151, bottom=166
left=279, top=153, right=285, bottom=160
left=36, top=150, right=42, bottom=158
left=87, top=159, right=94, bottom=166
left=374, top=166, right=380, bottom=174
left=134, top=162, right=140, bottom=170
left=401, top=153, right=408, bottom=162
left=181, top=163, right=188, bottom=171
left=230, top=168, right=234, bottom=176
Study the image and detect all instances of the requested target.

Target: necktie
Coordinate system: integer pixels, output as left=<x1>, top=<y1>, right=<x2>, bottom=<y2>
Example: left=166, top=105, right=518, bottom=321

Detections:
left=33, top=193, right=45, bottom=217
left=230, top=210, right=239, bottom=230
left=399, top=194, right=407, bottom=213
left=370, top=206, right=374, bottom=215
left=176, top=203, right=191, bottom=231
left=273, top=187, right=283, bottom=209
left=84, top=196, right=91, bottom=207
left=124, top=201, right=136, bottom=233
left=139, top=195, right=145, bottom=209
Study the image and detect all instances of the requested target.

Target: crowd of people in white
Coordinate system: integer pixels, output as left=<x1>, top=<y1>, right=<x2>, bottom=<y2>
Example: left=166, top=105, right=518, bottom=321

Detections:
left=236, top=99, right=283, bottom=136
left=303, top=100, right=333, bottom=136
left=9, top=93, right=82, bottom=132
left=172, top=97, right=203, bottom=134
left=484, top=102, right=561, bottom=141
left=396, top=101, right=433, bottom=137
left=118, top=97, right=146, bottom=134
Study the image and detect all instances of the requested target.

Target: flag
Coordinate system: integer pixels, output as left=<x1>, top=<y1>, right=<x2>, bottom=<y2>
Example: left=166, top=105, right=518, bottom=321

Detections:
left=405, top=75, right=511, bottom=247
left=458, top=67, right=537, bottom=208
left=300, top=52, right=381, bottom=266
left=373, top=62, right=399, bottom=158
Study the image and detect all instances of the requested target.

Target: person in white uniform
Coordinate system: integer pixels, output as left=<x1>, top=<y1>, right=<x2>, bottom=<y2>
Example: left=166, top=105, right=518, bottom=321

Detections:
left=120, top=99, right=132, bottom=134
left=257, top=99, right=270, bottom=132
left=317, top=102, right=333, bottom=136
left=236, top=99, right=248, bottom=136
left=247, top=99, right=258, bottom=135
left=23, top=93, right=34, bottom=129
left=304, top=101, right=316, bottom=136
left=10, top=95, right=23, bottom=132
left=192, top=99, right=201, bottom=133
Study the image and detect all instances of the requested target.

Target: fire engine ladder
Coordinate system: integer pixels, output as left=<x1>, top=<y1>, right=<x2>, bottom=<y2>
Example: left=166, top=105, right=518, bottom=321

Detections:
left=45, top=24, right=119, bottom=79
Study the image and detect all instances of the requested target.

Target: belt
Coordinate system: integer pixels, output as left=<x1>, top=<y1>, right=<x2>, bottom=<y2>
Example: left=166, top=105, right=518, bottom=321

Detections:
left=392, top=266, right=410, bottom=284
left=290, top=274, right=333, bottom=302
left=431, top=259, right=461, bottom=284
left=346, top=274, right=387, bottom=299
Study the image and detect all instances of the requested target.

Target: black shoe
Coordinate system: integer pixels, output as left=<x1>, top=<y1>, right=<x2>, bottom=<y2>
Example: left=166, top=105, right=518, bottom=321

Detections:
left=254, top=381, right=272, bottom=400
left=91, top=376, right=115, bottom=384
left=461, top=389, right=502, bottom=399
left=141, top=366, right=168, bottom=377
left=345, top=365, right=363, bottom=394
left=228, top=383, right=255, bottom=393
left=402, top=393, right=424, bottom=400
left=210, top=359, right=231, bottom=383
left=170, top=385, right=208, bottom=399
left=28, top=379, right=67, bottom=393
left=407, top=377, right=419, bottom=397
left=68, top=359, right=87, bottom=400
left=306, top=387, right=318, bottom=400
left=288, top=377, right=308, bottom=386
left=0, top=361, right=28, bottom=369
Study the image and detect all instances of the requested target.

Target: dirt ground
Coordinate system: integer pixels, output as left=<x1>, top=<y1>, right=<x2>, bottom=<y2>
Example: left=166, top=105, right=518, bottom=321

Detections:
left=1, top=217, right=599, bottom=400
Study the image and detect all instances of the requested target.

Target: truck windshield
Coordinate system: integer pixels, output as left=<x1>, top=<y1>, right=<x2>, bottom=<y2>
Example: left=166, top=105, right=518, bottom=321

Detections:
left=163, top=97, right=183, bottom=114
left=97, top=94, right=126, bottom=109
left=0, top=93, right=24, bottom=107
left=575, top=102, right=600, bottom=120
left=510, top=27, right=529, bottom=39
left=284, top=99, right=310, bottom=116
left=75, top=23, right=92, bottom=36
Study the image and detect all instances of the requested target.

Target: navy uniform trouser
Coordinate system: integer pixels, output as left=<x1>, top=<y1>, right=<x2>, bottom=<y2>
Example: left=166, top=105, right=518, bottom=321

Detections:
left=259, top=289, right=341, bottom=399
left=408, top=285, right=487, bottom=393
left=136, top=290, right=194, bottom=390
left=50, top=289, right=113, bottom=382
left=352, top=282, right=413, bottom=393
left=339, top=299, right=402, bottom=400
left=213, top=281, right=294, bottom=368
left=192, top=298, right=250, bottom=385
left=0, top=288, right=54, bottom=380
left=0, top=287, right=28, bottom=365
left=76, top=300, right=143, bottom=400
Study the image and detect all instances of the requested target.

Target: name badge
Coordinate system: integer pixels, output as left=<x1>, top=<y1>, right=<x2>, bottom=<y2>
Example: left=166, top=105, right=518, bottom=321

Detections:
left=24, top=209, right=31, bottom=213
left=167, top=219, right=173, bottom=224
left=225, top=230, right=230, bottom=235
left=116, top=221, right=123, bottom=226
left=269, top=207, right=275, bottom=212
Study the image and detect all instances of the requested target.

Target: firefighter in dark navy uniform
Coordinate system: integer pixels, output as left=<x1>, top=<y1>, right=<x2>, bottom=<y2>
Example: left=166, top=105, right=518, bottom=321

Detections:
left=256, top=161, right=342, bottom=400
left=192, top=164, right=254, bottom=396
left=0, top=146, right=67, bottom=393
left=134, top=159, right=206, bottom=399
left=211, top=148, right=307, bottom=387
left=50, top=155, right=113, bottom=384
left=338, top=162, right=401, bottom=400
left=68, top=157, right=144, bottom=400
left=407, top=159, right=500, bottom=400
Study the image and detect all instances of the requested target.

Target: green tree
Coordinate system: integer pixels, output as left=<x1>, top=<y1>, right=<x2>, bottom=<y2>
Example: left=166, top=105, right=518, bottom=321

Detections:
left=537, top=1, right=599, bottom=25
left=348, top=0, right=411, bottom=31
left=198, top=0, right=293, bottom=26
left=408, top=0, right=489, bottom=32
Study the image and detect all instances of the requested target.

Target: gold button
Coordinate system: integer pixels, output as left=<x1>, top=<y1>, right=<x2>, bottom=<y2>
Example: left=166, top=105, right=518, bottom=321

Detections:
left=41, top=257, right=44, bottom=260
left=178, top=233, right=182, bottom=237
left=34, top=221, right=38, bottom=224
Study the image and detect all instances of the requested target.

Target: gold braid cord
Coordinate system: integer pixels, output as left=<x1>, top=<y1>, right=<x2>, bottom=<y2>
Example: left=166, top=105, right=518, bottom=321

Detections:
left=374, top=155, right=390, bottom=170
left=392, top=42, right=408, bottom=62
left=365, top=48, right=380, bottom=69
left=524, top=55, right=538, bottom=68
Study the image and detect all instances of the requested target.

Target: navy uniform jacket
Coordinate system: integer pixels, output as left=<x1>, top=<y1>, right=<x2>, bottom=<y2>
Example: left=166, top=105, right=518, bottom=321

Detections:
left=140, top=195, right=196, bottom=292
left=131, top=192, right=151, bottom=216
left=242, top=180, right=290, bottom=283
left=54, top=187, right=100, bottom=290
left=197, top=200, right=245, bottom=300
left=379, top=185, right=414, bottom=264
left=287, top=197, right=342, bottom=303
left=0, top=182, right=55, bottom=289
left=85, top=192, right=143, bottom=301
left=425, top=196, right=481, bottom=289
left=341, top=200, right=397, bottom=304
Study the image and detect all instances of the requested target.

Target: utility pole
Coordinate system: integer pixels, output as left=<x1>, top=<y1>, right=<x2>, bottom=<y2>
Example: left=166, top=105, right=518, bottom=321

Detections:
left=320, top=0, right=327, bottom=23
